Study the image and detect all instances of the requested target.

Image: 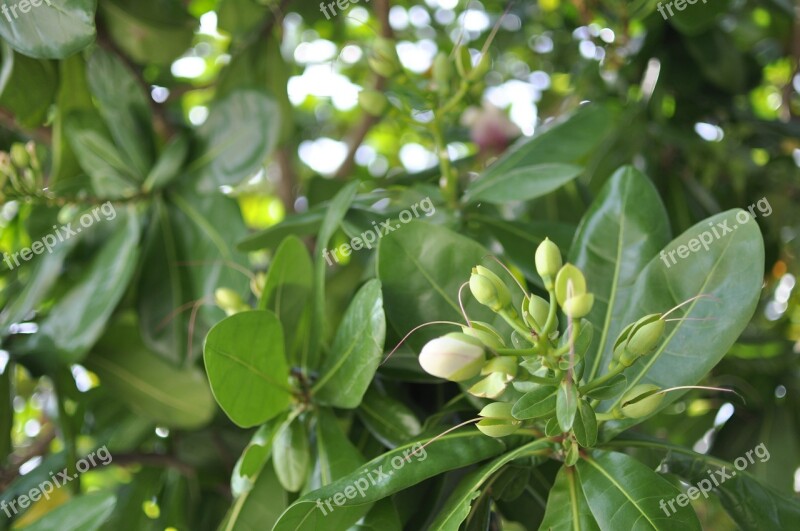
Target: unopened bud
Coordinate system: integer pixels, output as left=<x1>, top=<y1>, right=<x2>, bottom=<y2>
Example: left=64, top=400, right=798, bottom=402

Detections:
left=215, top=288, right=247, bottom=316
left=433, top=52, right=451, bottom=97
left=476, top=417, right=520, bottom=438
left=369, top=38, right=399, bottom=77
left=469, top=265, right=511, bottom=311
left=624, top=314, right=665, bottom=357
left=480, top=356, right=517, bottom=379
left=620, top=384, right=663, bottom=419
left=535, top=238, right=562, bottom=281
left=479, top=402, right=515, bottom=420
left=468, top=372, right=507, bottom=398
left=10, top=143, right=29, bottom=168
left=419, top=333, right=485, bottom=382
left=462, top=321, right=505, bottom=350
left=555, top=263, right=587, bottom=307
left=524, top=295, right=550, bottom=330
left=358, top=90, right=388, bottom=116
left=563, top=293, right=594, bottom=319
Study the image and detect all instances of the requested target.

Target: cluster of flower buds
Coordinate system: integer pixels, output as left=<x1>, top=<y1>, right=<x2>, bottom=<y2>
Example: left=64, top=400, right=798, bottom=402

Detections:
left=414, top=236, right=672, bottom=453
left=0, top=141, right=44, bottom=201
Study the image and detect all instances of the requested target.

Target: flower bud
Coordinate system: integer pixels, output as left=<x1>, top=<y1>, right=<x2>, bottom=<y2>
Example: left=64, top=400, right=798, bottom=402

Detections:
left=620, top=384, right=663, bottom=419
left=433, top=52, right=451, bottom=97
left=563, top=293, right=594, bottom=319
left=215, top=288, right=247, bottom=316
left=535, top=238, right=562, bottom=282
left=479, top=402, right=515, bottom=420
left=419, top=333, right=485, bottom=382
left=524, top=295, right=550, bottom=330
left=10, top=143, right=29, bottom=168
left=461, top=321, right=505, bottom=350
left=469, top=266, right=511, bottom=311
left=455, top=45, right=472, bottom=79
left=358, top=90, right=388, bottom=116
left=469, top=52, right=491, bottom=81
left=555, top=264, right=587, bottom=307
left=624, top=314, right=665, bottom=358
left=468, top=372, right=507, bottom=398
left=250, top=272, right=266, bottom=298
left=368, top=38, right=399, bottom=77
left=476, top=417, right=520, bottom=438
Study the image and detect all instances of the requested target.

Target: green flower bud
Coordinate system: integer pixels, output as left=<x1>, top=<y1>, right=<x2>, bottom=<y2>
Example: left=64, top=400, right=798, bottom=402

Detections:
left=433, top=52, right=451, bottom=97
left=419, top=333, right=485, bottom=382
left=358, top=90, right=388, bottom=116
left=563, top=293, right=595, bottom=319
left=524, top=295, right=550, bottom=330
left=469, top=265, right=511, bottom=311
left=555, top=264, right=587, bottom=307
left=620, top=384, right=663, bottom=419
left=535, top=238, right=562, bottom=284
left=624, top=314, right=665, bottom=358
left=469, top=52, right=491, bottom=80
left=479, top=401, right=515, bottom=420
left=564, top=439, right=580, bottom=466
left=215, top=288, right=247, bottom=316
left=455, top=45, right=472, bottom=79
left=369, top=38, right=399, bottom=77
left=250, top=272, right=266, bottom=298
left=462, top=321, right=505, bottom=350
left=476, top=417, right=520, bottom=438
left=480, top=356, right=517, bottom=379
left=10, top=143, right=29, bottom=168
left=468, top=372, right=507, bottom=399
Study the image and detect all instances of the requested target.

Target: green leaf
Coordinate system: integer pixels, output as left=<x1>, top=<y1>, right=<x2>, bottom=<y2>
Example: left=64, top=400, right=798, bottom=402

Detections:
left=50, top=53, right=94, bottom=186
left=377, top=221, right=499, bottom=351
left=464, top=163, right=582, bottom=204
left=203, top=310, right=292, bottom=428
left=273, top=429, right=506, bottom=531
left=540, top=465, right=599, bottom=531
left=237, top=208, right=325, bottom=252
left=584, top=374, right=626, bottom=400
left=577, top=451, right=701, bottom=530
left=512, top=386, right=557, bottom=420
left=137, top=190, right=249, bottom=364
left=569, top=166, right=671, bottom=383
left=353, top=499, right=402, bottom=531
left=18, top=491, right=115, bottom=531
left=220, top=463, right=288, bottom=531
left=99, top=0, right=195, bottom=66
left=142, top=134, right=189, bottom=192
left=0, top=0, right=96, bottom=59
left=474, top=104, right=615, bottom=184
left=15, top=208, right=140, bottom=365
left=314, top=280, right=386, bottom=408
left=231, top=417, right=284, bottom=497
left=85, top=318, right=215, bottom=429
left=309, top=181, right=359, bottom=369
left=309, top=408, right=364, bottom=490
left=557, top=381, right=579, bottom=432
left=259, top=235, right=313, bottom=365
left=603, top=209, right=764, bottom=435
left=356, top=385, right=422, bottom=448
left=429, top=438, right=553, bottom=530
left=669, top=0, right=730, bottom=35
left=86, top=48, right=154, bottom=177
left=573, top=400, right=597, bottom=447
left=0, top=46, right=56, bottom=127
left=191, top=90, right=280, bottom=192
left=274, top=414, right=311, bottom=492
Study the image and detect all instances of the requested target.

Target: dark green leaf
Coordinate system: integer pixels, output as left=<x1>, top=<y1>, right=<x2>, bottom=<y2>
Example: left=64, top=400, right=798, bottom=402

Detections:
left=18, top=491, right=116, bottom=531
left=308, top=408, right=364, bottom=491
left=464, top=163, right=582, bottom=204
left=573, top=400, right=597, bottom=448
left=540, top=465, right=599, bottom=531
left=512, top=387, right=557, bottom=420
left=0, top=46, right=56, bottom=127
left=274, top=414, right=311, bottom=492
left=357, top=386, right=422, bottom=448
left=557, top=380, right=579, bottom=432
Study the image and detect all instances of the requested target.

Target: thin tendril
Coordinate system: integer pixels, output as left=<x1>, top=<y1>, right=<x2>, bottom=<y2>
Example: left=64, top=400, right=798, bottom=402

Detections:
left=655, top=385, right=745, bottom=404
left=458, top=281, right=473, bottom=327
left=403, top=418, right=482, bottom=462
left=661, top=293, right=719, bottom=320
left=483, top=254, right=529, bottom=300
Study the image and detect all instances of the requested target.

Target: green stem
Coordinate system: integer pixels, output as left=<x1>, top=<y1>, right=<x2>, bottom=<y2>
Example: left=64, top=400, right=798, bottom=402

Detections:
left=53, top=373, right=80, bottom=494
left=432, top=121, right=457, bottom=209
left=540, top=291, right=558, bottom=337
left=578, top=364, right=626, bottom=394
left=498, top=308, right=536, bottom=345
left=495, top=347, right=538, bottom=356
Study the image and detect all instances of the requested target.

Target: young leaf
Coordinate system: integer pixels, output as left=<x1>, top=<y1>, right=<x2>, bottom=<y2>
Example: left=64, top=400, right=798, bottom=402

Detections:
left=557, top=380, right=579, bottom=432
left=314, top=280, right=386, bottom=409
left=512, top=386, right=557, bottom=420
left=573, top=401, right=598, bottom=447
left=203, top=310, right=292, bottom=428
left=274, top=415, right=311, bottom=493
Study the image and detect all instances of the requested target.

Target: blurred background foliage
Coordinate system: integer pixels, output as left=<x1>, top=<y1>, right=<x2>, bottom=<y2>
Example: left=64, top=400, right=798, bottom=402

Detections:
left=0, top=0, right=798, bottom=529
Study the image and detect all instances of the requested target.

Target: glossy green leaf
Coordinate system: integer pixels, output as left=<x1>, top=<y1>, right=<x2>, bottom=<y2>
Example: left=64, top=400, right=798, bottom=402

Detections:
left=231, top=417, right=284, bottom=497
left=14, top=208, right=140, bottom=366
left=137, top=190, right=249, bottom=364
left=191, top=90, right=280, bottom=192
left=273, top=429, right=506, bottom=531
left=308, top=408, right=364, bottom=491
left=540, top=465, right=599, bottom=531
left=573, top=400, right=597, bottom=447
left=259, top=235, right=313, bottom=365
left=429, top=438, right=553, bottom=530
left=0, top=0, right=96, bottom=59
left=512, top=386, right=557, bottom=420
left=464, top=163, right=582, bottom=204
left=577, top=451, right=701, bottom=530
left=309, top=181, right=359, bottom=369
left=353, top=499, right=402, bottom=531
left=314, top=280, right=386, bottom=408
left=274, top=414, right=311, bottom=492
left=203, top=310, right=292, bottom=428
left=569, top=166, right=671, bottom=383
left=474, top=104, right=615, bottom=183
left=557, top=380, right=579, bottom=432
left=357, top=386, right=422, bottom=448
left=377, top=221, right=499, bottom=351
left=602, top=209, right=764, bottom=435
left=18, top=491, right=115, bottom=531
left=86, top=319, right=215, bottom=429
left=0, top=47, right=56, bottom=127
left=86, top=48, right=154, bottom=177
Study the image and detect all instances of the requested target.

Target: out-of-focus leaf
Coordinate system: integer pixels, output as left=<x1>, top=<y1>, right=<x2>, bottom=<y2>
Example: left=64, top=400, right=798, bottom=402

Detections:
left=18, top=491, right=116, bottom=531
left=0, top=0, right=96, bottom=59
left=0, top=47, right=56, bottom=127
